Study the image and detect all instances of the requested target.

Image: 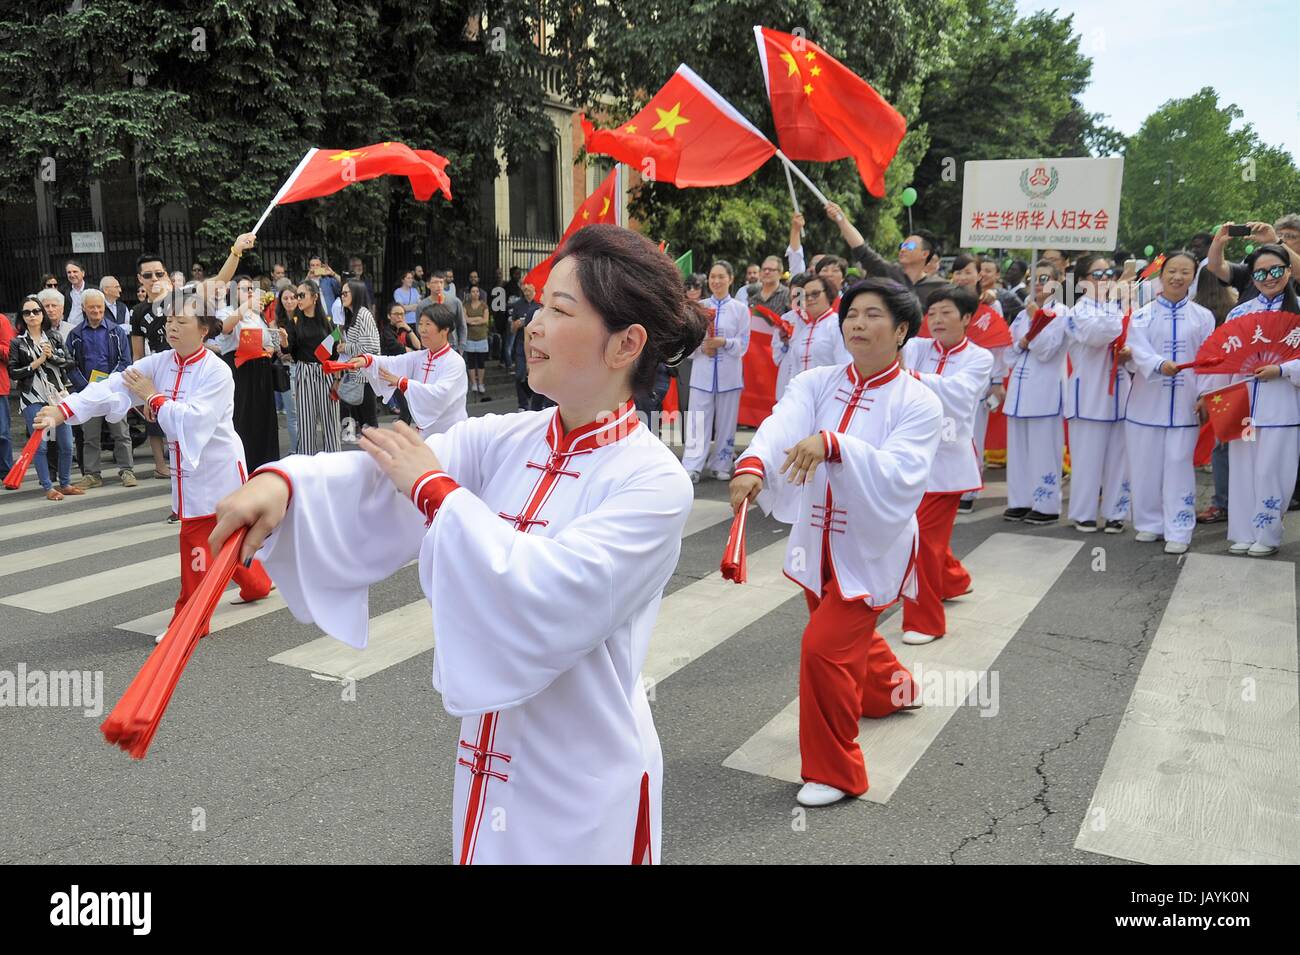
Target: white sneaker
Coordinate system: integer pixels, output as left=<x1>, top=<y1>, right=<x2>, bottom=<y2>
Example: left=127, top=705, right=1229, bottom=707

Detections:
left=901, top=631, right=939, bottom=645
left=1163, top=541, right=1189, bottom=555
left=1228, top=541, right=1251, bottom=555
left=687, top=470, right=701, bottom=484
left=1134, top=531, right=1160, bottom=543
left=796, top=782, right=850, bottom=807
left=1247, top=543, right=1279, bottom=557
left=154, top=632, right=165, bottom=645
left=711, top=470, right=732, bottom=481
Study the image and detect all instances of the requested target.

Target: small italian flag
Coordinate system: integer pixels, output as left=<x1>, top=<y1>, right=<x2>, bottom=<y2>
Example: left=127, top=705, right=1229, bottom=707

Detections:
left=315, top=325, right=342, bottom=363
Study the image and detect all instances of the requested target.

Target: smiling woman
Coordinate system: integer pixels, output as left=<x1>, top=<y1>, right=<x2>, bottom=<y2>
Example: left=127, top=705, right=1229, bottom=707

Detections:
left=209, top=224, right=712, bottom=864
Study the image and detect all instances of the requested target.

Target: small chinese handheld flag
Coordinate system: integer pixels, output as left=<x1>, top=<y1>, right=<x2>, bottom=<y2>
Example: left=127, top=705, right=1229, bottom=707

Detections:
left=754, top=27, right=906, bottom=197
left=721, top=503, right=749, bottom=583
left=101, top=528, right=248, bottom=759
left=580, top=65, right=775, bottom=187
left=234, top=327, right=267, bottom=367
left=1025, top=309, right=1057, bottom=343
left=525, top=166, right=623, bottom=295
left=3, top=428, right=45, bottom=489
left=1203, top=382, right=1252, bottom=443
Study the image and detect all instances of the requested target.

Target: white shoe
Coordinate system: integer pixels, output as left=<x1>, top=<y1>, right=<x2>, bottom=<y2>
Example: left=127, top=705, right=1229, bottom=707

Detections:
left=901, top=631, right=939, bottom=645
left=1228, top=541, right=1251, bottom=555
left=796, top=782, right=850, bottom=807
left=1134, top=531, right=1160, bottom=543
left=154, top=632, right=165, bottom=645
left=1247, top=543, right=1279, bottom=557
left=687, top=470, right=701, bottom=484
left=1163, top=541, right=1189, bottom=555
left=711, top=470, right=732, bottom=481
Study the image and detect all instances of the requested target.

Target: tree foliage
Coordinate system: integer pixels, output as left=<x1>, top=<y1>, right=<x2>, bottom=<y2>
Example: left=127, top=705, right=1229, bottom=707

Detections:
left=1118, top=87, right=1300, bottom=252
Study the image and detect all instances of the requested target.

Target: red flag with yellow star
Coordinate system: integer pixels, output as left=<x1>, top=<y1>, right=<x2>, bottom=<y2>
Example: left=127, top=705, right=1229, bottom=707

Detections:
left=524, top=166, right=623, bottom=295
left=580, top=65, right=775, bottom=187
left=1203, top=382, right=1251, bottom=443
left=754, top=27, right=905, bottom=197
left=268, top=142, right=452, bottom=209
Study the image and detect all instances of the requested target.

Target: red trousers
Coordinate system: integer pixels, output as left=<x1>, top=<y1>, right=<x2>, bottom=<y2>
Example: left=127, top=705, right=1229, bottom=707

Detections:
left=799, top=557, right=917, bottom=796
left=902, top=491, right=970, bottom=638
left=174, top=515, right=273, bottom=633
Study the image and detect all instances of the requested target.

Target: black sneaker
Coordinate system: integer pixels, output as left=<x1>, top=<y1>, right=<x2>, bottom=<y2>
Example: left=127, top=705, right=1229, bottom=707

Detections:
left=1073, top=520, right=1097, bottom=533
left=1003, top=507, right=1030, bottom=521
left=1103, top=520, right=1124, bottom=534
left=1289, top=499, right=1300, bottom=512
left=957, top=499, right=974, bottom=514
left=480, top=393, right=491, bottom=402
left=1023, top=510, right=1059, bottom=525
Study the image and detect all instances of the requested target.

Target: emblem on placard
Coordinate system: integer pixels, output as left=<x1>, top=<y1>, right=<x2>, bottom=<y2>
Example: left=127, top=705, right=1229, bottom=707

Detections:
left=1019, top=164, right=1059, bottom=201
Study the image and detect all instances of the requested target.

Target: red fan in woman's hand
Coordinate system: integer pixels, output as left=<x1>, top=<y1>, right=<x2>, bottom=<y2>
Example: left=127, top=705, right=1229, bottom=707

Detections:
left=101, top=528, right=249, bottom=759
left=752, top=304, right=794, bottom=339
left=1195, top=310, right=1300, bottom=375
left=3, top=428, right=45, bottom=489
left=721, top=503, right=749, bottom=584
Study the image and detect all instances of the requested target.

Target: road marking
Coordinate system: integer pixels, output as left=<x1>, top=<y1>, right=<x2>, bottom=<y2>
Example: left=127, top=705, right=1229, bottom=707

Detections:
left=0, top=478, right=166, bottom=517
left=0, top=522, right=176, bottom=579
left=117, top=589, right=288, bottom=638
left=0, top=494, right=171, bottom=543
left=268, top=599, right=434, bottom=681
left=723, top=533, right=1082, bottom=803
left=644, top=540, right=798, bottom=690
left=1, top=555, right=177, bottom=612
left=1075, top=553, right=1300, bottom=864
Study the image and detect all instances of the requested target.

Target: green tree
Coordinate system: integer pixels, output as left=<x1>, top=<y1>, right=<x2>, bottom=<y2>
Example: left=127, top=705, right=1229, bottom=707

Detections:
left=908, top=0, right=1116, bottom=251
left=1119, top=87, right=1300, bottom=253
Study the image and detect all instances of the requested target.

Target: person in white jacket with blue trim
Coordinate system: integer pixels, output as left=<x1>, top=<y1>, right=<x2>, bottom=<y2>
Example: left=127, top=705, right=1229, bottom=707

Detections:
left=1119, top=252, right=1218, bottom=554
left=682, top=261, right=750, bottom=482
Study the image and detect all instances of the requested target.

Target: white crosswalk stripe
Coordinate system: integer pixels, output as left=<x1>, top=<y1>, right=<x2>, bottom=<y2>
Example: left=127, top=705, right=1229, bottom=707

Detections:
left=0, top=522, right=175, bottom=578
left=0, top=492, right=171, bottom=542
left=1075, top=553, right=1299, bottom=864
left=0, top=478, right=167, bottom=517
left=723, top=533, right=1082, bottom=803
left=1, top=554, right=178, bottom=612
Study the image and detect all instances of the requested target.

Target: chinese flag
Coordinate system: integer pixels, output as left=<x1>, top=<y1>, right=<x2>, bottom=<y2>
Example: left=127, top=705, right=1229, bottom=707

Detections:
left=754, top=27, right=906, bottom=197
left=580, top=65, right=775, bottom=187
left=1203, top=382, right=1251, bottom=443
left=271, top=142, right=452, bottom=206
left=525, top=166, right=622, bottom=294
left=234, top=327, right=267, bottom=367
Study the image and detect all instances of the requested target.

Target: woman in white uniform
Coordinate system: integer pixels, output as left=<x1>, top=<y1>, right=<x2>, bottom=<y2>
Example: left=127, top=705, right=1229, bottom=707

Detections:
left=208, top=225, right=709, bottom=864
left=682, top=261, right=750, bottom=482
left=1118, top=251, right=1217, bottom=554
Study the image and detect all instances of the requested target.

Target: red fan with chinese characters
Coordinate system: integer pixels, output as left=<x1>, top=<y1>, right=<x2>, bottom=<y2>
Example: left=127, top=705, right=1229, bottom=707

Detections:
left=1195, top=310, right=1300, bottom=375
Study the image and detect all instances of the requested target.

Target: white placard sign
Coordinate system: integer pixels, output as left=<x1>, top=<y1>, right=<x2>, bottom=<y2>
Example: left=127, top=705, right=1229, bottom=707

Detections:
left=71, top=231, right=105, bottom=254
left=960, top=157, right=1124, bottom=250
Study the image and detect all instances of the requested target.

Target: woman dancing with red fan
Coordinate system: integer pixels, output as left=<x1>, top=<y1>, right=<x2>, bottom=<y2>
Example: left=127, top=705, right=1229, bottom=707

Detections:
left=32, top=292, right=273, bottom=639
left=730, top=279, right=942, bottom=807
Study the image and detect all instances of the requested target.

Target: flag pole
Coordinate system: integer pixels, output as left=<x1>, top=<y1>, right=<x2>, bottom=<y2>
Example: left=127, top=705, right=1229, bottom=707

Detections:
left=782, top=161, right=801, bottom=215
left=775, top=149, right=830, bottom=208
left=251, top=148, right=319, bottom=235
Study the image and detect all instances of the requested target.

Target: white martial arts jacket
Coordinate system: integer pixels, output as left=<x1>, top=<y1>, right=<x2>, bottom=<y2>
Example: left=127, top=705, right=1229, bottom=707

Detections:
left=772, top=306, right=851, bottom=400
left=901, top=336, right=995, bottom=493
left=735, top=361, right=942, bottom=606
left=356, top=343, right=468, bottom=437
left=1065, top=297, right=1129, bottom=421
left=1004, top=302, right=1067, bottom=418
left=60, top=347, right=247, bottom=519
left=255, top=400, right=692, bottom=865
left=687, top=295, right=750, bottom=393
left=1217, top=293, right=1300, bottom=427
left=1123, top=296, right=1218, bottom=428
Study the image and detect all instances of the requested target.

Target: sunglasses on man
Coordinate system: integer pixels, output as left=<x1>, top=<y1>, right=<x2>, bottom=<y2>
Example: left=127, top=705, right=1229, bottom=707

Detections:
left=140, top=270, right=167, bottom=280
left=1252, top=265, right=1288, bottom=282
left=899, top=241, right=919, bottom=251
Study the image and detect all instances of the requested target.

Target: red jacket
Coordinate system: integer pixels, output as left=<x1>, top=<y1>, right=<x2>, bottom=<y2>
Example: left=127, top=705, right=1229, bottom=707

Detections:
left=0, top=314, right=13, bottom=396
